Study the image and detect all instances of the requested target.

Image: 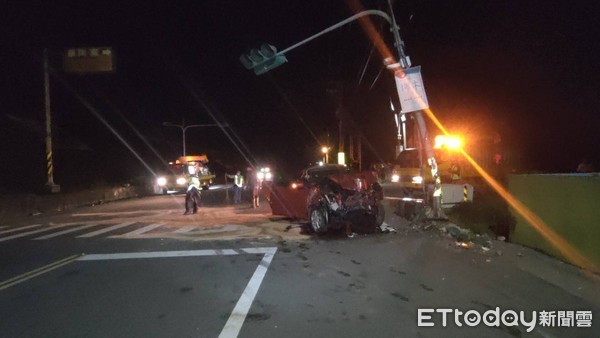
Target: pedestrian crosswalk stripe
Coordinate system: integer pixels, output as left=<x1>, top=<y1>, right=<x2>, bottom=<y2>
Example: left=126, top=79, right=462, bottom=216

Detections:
left=0, top=224, right=72, bottom=242
left=0, top=224, right=43, bottom=235
left=122, top=223, right=164, bottom=236
left=173, top=225, right=197, bottom=233
left=1, top=222, right=235, bottom=241
left=77, top=222, right=135, bottom=238
left=33, top=223, right=100, bottom=240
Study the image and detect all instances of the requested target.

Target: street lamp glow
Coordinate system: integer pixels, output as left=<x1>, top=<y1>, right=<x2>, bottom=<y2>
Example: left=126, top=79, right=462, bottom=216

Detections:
left=337, top=152, right=346, bottom=165
left=321, top=146, right=330, bottom=164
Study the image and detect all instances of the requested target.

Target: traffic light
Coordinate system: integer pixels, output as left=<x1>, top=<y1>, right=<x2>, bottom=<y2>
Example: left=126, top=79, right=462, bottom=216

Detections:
left=240, top=43, right=287, bottom=75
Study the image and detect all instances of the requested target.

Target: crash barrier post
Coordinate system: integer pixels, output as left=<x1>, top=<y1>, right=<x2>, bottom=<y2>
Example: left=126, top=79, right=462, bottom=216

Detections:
left=508, top=173, right=600, bottom=273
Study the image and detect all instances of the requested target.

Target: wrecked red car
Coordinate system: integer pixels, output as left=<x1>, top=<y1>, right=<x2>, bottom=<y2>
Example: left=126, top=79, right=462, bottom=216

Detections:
left=268, top=164, right=385, bottom=234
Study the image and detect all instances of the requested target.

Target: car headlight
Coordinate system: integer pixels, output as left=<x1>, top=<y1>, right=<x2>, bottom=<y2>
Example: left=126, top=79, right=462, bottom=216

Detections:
left=412, top=176, right=423, bottom=184
left=176, top=177, right=187, bottom=185
left=391, top=174, right=400, bottom=183
left=257, top=172, right=265, bottom=180
left=265, top=172, right=272, bottom=180
left=157, top=177, right=167, bottom=186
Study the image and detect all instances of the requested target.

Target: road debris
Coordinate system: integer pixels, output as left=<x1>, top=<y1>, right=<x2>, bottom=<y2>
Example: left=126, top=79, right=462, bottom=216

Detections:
left=379, top=222, right=397, bottom=233
left=456, top=241, right=474, bottom=249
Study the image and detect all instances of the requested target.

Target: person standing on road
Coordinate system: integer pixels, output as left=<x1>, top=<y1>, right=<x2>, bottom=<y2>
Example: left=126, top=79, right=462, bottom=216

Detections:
left=184, top=162, right=202, bottom=215
left=227, top=170, right=244, bottom=204
left=246, top=167, right=261, bottom=208
left=449, top=161, right=461, bottom=183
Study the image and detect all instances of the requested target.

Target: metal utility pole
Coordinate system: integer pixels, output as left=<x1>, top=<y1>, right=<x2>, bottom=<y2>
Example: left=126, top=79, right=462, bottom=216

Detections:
left=43, top=48, right=60, bottom=193
left=162, top=121, right=224, bottom=157
left=386, top=0, right=443, bottom=218
left=240, top=5, right=442, bottom=216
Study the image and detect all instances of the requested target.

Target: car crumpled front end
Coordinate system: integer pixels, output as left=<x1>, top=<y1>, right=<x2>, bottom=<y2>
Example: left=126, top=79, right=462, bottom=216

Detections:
left=308, top=175, right=385, bottom=234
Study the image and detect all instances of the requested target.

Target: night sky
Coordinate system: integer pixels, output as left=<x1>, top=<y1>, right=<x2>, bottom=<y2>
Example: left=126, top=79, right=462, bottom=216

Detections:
left=1, top=1, right=599, bottom=193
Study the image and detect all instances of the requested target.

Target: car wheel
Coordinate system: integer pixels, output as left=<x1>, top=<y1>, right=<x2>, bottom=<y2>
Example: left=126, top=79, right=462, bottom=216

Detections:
left=202, top=185, right=209, bottom=190
left=162, top=188, right=168, bottom=195
left=309, top=205, right=328, bottom=234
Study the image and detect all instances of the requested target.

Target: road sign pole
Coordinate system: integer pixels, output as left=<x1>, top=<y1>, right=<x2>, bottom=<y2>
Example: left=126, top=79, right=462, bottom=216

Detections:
left=43, top=48, right=60, bottom=193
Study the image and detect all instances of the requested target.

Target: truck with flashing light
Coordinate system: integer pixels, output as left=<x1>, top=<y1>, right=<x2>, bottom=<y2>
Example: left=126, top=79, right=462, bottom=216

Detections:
left=154, top=155, right=215, bottom=194
left=389, top=134, right=484, bottom=215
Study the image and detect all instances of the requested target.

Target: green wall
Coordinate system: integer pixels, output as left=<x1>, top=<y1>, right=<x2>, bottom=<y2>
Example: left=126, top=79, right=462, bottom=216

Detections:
left=509, top=174, right=600, bottom=273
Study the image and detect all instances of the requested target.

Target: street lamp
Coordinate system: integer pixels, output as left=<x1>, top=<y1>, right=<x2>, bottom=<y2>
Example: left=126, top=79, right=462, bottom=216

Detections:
left=321, top=146, right=330, bottom=164
left=162, top=121, right=226, bottom=157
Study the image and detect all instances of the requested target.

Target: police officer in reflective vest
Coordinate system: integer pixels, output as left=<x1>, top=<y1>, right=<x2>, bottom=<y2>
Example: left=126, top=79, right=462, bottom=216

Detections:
left=227, top=170, right=244, bottom=204
left=449, top=161, right=461, bottom=182
left=184, top=162, right=202, bottom=215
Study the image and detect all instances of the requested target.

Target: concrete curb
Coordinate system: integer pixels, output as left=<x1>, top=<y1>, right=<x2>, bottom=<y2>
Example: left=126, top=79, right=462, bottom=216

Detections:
left=0, top=185, right=147, bottom=225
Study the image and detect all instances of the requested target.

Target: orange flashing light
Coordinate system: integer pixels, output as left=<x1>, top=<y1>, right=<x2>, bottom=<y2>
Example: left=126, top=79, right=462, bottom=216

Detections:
left=346, top=0, right=597, bottom=274
left=178, top=155, right=208, bottom=164
left=435, top=135, right=463, bottom=150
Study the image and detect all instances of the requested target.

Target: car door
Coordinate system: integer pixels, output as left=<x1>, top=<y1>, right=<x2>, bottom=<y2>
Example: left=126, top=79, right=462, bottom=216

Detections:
left=268, top=182, right=310, bottom=220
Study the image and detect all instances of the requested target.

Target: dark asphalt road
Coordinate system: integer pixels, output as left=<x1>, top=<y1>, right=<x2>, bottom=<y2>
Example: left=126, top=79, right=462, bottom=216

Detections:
left=1, top=190, right=599, bottom=337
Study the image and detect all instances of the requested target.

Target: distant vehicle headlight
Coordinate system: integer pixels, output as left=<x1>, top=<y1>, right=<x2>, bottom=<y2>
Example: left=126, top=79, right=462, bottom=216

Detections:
left=176, top=177, right=187, bottom=185
left=257, top=172, right=265, bottom=180
left=157, top=177, right=167, bottom=186
left=265, top=172, right=272, bottom=180
left=391, top=174, right=400, bottom=183
left=412, top=176, right=423, bottom=184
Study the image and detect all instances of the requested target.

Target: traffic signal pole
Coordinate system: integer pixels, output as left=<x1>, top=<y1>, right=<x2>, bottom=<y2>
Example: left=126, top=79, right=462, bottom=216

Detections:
left=241, top=5, right=443, bottom=217
left=240, top=10, right=393, bottom=75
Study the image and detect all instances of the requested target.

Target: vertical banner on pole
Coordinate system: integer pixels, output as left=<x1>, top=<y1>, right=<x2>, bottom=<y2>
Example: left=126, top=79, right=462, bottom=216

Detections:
left=394, top=66, right=429, bottom=113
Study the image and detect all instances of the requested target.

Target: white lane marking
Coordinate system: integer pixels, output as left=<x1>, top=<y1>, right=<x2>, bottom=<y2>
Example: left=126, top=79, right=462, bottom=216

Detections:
left=173, top=225, right=197, bottom=233
left=75, top=247, right=278, bottom=338
left=76, top=222, right=135, bottom=238
left=0, top=224, right=43, bottom=235
left=220, top=247, right=278, bottom=338
left=122, top=223, right=164, bottom=236
left=0, top=224, right=71, bottom=242
left=71, top=210, right=166, bottom=217
left=240, top=248, right=277, bottom=255
left=79, top=249, right=244, bottom=261
left=33, top=223, right=100, bottom=240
